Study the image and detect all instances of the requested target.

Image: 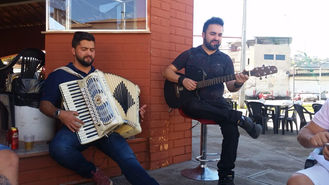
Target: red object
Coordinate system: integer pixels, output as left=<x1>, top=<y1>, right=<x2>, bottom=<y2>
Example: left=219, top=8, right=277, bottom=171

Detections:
left=8, top=127, right=19, bottom=150
left=178, top=109, right=217, bottom=125
left=293, top=94, right=301, bottom=101
left=257, top=91, right=275, bottom=100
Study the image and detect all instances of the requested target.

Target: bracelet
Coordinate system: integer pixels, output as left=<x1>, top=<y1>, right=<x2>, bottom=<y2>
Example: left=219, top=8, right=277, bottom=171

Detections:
left=234, top=82, right=244, bottom=88
left=178, top=76, right=186, bottom=86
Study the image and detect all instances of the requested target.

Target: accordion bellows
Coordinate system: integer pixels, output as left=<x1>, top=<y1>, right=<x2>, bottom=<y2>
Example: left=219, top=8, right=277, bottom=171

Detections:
left=59, top=70, right=141, bottom=144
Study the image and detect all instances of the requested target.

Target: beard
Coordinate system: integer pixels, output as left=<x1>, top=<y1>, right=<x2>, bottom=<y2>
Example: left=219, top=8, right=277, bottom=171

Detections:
left=204, top=38, right=220, bottom=51
left=76, top=55, right=94, bottom=67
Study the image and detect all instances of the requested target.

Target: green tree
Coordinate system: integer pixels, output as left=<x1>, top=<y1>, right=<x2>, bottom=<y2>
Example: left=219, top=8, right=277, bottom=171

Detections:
left=293, top=51, right=321, bottom=68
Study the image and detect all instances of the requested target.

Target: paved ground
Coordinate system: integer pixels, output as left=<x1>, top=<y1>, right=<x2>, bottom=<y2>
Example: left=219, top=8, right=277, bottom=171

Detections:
left=108, top=119, right=313, bottom=185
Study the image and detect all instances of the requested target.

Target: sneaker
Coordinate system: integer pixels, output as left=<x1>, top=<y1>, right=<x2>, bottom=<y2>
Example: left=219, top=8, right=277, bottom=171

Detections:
left=218, top=171, right=235, bottom=185
left=238, top=116, right=262, bottom=139
left=91, top=168, right=113, bottom=185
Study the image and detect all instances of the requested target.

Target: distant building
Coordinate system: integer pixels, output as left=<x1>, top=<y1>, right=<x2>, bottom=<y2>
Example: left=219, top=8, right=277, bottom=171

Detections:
left=290, top=68, right=329, bottom=100
left=227, top=36, right=292, bottom=98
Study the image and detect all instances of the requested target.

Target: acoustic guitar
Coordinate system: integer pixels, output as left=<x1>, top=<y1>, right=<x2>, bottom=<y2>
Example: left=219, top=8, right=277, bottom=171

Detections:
left=164, top=65, right=278, bottom=108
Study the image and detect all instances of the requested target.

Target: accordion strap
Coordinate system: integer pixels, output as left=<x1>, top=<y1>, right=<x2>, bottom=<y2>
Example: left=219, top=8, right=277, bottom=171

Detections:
left=54, top=66, right=84, bottom=79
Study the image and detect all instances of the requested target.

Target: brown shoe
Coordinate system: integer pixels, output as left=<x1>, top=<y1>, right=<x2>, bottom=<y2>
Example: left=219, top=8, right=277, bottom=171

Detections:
left=91, top=168, right=113, bottom=185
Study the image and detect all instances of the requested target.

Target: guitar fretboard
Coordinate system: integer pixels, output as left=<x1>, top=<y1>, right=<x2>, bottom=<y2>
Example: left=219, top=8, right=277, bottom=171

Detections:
left=196, top=71, right=250, bottom=89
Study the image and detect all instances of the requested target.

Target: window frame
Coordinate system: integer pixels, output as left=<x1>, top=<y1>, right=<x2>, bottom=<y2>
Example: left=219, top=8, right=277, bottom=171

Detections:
left=45, top=0, right=150, bottom=33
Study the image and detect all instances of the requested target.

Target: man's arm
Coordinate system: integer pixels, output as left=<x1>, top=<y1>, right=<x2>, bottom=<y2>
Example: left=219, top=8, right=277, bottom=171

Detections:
left=39, top=100, right=60, bottom=118
left=163, top=64, right=197, bottom=91
left=39, top=100, right=83, bottom=132
left=297, top=121, right=329, bottom=148
left=0, top=149, right=18, bottom=185
left=163, top=64, right=180, bottom=83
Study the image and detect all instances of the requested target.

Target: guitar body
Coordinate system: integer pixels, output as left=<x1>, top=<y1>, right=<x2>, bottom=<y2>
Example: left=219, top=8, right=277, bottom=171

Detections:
left=164, top=73, right=198, bottom=108
left=164, top=79, right=183, bottom=108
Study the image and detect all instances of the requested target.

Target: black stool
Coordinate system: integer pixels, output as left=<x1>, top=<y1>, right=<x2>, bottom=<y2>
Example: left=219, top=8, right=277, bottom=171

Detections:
left=179, top=109, right=220, bottom=181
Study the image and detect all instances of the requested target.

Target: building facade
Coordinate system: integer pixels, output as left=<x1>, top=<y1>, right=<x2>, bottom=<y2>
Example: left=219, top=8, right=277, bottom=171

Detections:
left=227, top=37, right=292, bottom=98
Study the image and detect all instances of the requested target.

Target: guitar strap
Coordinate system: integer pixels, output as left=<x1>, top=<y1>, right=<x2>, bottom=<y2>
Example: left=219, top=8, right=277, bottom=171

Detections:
left=187, top=48, right=208, bottom=81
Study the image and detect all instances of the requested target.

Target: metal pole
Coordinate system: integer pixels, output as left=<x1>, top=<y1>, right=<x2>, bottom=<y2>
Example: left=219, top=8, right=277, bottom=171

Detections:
left=293, top=67, right=295, bottom=100
left=319, top=67, right=321, bottom=100
left=121, top=2, right=126, bottom=30
left=239, top=0, right=247, bottom=108
left=200, top=124, right=207, bottom=167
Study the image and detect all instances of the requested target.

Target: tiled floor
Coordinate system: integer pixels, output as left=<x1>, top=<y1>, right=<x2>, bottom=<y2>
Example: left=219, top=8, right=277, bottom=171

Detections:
left=108, top=119, right=313, bottom=185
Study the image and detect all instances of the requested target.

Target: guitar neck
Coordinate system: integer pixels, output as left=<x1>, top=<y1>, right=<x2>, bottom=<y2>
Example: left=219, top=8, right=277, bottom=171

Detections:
left=196, top=71, right=250, bottom=89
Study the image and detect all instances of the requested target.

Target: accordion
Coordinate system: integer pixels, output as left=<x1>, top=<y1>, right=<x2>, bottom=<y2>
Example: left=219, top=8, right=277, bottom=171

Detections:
left=59, top=70, right=141, bottom=144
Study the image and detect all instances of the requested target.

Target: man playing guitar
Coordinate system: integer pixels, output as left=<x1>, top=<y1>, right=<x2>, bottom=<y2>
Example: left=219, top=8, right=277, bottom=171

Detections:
left=163, top=17, right=262, bottom=185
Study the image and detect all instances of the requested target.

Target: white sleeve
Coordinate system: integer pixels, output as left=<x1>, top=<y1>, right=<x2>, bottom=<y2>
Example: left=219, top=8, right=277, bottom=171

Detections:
left=313, top=99, right=329, bottom=130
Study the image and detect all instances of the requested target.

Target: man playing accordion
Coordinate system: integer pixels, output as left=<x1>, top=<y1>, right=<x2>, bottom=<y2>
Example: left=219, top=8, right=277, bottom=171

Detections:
left=40, top=31, right=158, bottom=185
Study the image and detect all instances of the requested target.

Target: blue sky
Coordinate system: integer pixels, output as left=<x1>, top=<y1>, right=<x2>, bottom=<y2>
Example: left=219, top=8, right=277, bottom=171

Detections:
left=193, top=0, right=329, bottom=58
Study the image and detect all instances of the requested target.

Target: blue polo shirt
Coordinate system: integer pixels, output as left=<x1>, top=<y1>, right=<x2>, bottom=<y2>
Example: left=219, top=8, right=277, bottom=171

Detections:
left=40, top=62, right=95, bottom=108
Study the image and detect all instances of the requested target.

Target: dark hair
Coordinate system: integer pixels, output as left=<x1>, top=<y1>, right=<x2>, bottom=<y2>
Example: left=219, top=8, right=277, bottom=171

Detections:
left=202, top=17, right=224, bottom=33
left=72, top=31, right=95, bottom=48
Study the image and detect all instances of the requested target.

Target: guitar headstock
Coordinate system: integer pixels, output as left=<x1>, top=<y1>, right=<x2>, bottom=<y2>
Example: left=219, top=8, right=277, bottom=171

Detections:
left=249, top=65, right=278, bottom=77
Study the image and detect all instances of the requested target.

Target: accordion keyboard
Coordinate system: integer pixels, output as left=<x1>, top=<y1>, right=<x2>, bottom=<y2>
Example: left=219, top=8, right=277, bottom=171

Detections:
left=61, top=81, right=101, bottom=144
left=59, top=70, right=140, bottom=143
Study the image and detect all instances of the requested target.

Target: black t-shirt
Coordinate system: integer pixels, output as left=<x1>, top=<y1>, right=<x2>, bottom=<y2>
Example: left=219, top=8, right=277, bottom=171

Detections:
left=172, top=46, right=234, bottom=101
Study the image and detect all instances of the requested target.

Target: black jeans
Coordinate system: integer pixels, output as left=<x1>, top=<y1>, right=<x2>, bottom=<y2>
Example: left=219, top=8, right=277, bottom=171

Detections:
left=180, top=97, right=241, bottom=172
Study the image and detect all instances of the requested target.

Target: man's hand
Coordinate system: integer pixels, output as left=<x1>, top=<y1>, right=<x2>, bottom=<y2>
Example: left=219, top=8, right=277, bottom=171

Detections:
left=226, top=71, right=249, bottom=92
left=182, top=78, right=197, bottom=91
left=235, top=71, right=249, bottom=85
left=139, top=104, right=147, bottom=122
left=308, top=131, right=329, bottom=147
left=58, top=110, right=84, bottom=132
left=324, top=143, right=329, bottom=161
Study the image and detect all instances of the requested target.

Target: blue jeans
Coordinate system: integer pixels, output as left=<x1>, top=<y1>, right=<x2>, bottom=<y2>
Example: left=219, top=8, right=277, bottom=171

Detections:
left=49, top=126, right=159, bottom=185
left=0, top=144, right=10, bottom=151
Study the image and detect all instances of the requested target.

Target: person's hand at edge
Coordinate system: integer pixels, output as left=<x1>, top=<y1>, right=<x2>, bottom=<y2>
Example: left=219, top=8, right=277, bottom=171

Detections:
left=139, top=104, right=147, bottom=122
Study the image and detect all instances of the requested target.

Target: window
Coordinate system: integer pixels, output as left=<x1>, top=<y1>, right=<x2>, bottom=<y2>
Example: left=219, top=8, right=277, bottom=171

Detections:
left=47, top=0, right=148, bottom=32
left=276, top=54, right=285, bottom=60
left=264, top=54, right=274, bottom=60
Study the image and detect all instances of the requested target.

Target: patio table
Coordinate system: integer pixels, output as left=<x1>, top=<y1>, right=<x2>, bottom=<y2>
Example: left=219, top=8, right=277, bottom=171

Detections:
left=263, top=100, right=293, bottom=134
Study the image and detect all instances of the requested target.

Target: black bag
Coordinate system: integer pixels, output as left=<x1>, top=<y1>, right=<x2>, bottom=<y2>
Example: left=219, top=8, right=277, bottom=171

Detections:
left=304, top=147, right=322, bottom=169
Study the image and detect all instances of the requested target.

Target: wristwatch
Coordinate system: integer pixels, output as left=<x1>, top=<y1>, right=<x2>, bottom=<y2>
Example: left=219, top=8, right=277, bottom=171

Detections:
left=54, top=109, right=61, bottom=119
